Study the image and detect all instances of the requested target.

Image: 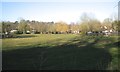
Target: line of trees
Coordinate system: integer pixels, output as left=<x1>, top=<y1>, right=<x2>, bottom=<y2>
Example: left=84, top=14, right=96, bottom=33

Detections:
left=1, top=13, right=120, bottom=35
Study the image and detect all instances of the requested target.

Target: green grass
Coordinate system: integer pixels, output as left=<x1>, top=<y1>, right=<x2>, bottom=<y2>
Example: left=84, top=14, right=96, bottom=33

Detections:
left=2, top=34, right=119, bottom=70
left=2, top=34, right=77, bottom=50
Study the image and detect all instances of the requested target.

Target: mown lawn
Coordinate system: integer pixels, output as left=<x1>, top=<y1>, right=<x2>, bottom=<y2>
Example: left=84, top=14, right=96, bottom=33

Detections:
left=2, top=34, right=119, bottom=70
left=2, top=34, right=77, bottom=50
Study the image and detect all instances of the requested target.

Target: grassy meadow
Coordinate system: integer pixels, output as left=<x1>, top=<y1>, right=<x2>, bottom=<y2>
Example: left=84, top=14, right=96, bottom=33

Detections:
left=2, top=34, right=119, bottom=70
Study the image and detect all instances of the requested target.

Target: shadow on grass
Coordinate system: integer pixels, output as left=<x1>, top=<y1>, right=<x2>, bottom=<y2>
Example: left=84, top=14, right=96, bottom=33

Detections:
left=2, top=36, right=113, bottom=70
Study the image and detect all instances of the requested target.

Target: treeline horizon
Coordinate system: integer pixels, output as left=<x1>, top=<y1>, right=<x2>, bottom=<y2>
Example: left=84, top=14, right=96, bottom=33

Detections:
left=1, top=13, right=120, bottom=34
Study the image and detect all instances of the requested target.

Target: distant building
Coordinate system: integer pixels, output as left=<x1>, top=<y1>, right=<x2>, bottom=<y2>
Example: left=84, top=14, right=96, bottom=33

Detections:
left=26, top=31, right=30, bottom=34
left=10, top=30, right=18, bottom=33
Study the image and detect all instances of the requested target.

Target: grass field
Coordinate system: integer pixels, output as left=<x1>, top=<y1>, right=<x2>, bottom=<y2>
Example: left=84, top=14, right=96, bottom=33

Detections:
left=2, top=34, right=119, bottom=70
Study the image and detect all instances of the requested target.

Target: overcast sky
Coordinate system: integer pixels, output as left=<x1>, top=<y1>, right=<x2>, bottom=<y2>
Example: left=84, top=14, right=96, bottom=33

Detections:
left=1, top=0, right=119, bottom=23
